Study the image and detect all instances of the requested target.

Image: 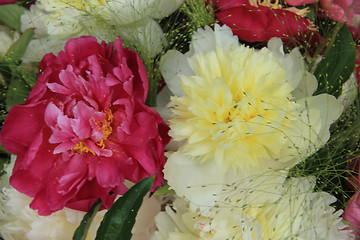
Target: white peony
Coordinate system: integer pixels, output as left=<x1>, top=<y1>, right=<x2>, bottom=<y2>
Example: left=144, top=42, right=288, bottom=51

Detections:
left=152, top=177, right=351, bottom=240
left=20, top=0, right=184, bottom=62
left=0, top=187, right=105, bottom=240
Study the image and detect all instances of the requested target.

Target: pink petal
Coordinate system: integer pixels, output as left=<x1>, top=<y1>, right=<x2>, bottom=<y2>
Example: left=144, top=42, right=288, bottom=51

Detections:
left=46, top=82, right=72, bottom=95
left=0, top=102, right=47, bottom=155
left=64, top=36, right=105, bottom=65
left=44, top=102, right=62, bottom=128
left=96, top=157, right=122, bottom=188
left=53, top=141, right=76, bottom=154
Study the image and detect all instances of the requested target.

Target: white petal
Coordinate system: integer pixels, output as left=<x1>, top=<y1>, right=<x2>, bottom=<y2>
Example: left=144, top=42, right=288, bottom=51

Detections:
left=116, top=18, right=167, bottom=58
left=267, top=37, right=284, bottom=58
left=189, top=24, right=239, bottom=54
left=22, top=38, right=67, bottom=63
left=0, top=26, right=19, bottom=55
left=144, top=0, right=185, bottom=19
left=338, top=73, right=358, bottom=111
left=164, top=151, right=287, bottom=212
left=21, top=5, right=51, bottom=38
left=291, top=71, right=318, bottom=99
left=164, top=151, right=235, bottom=211
left=160, top=50, right=193, bottom=96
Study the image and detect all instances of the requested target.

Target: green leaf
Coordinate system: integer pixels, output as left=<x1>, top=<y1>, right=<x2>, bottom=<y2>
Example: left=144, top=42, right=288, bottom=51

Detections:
left=0, top=4, right=25, bottom=31
left=0, top=145, right=10, bottom=178
left=305, top=5, right=315, bottom=22
left=6, top=76, right=31, bottom=110
left=73, top=199, right=103, bottom=240
left=6, top=28, right=34, bottom=63
left=0, top=54, right=12, bottom=81
left=152, top=181, right=174, bottom=196
left=95, top=175, right=155, bottom=240
left=11, top=63, right=38, bottom=87
left=313, top=24, right=356, bottom=98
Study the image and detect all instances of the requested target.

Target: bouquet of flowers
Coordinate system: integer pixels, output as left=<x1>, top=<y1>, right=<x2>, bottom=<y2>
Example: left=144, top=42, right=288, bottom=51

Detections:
left=0, top=0, right=359, bottom=239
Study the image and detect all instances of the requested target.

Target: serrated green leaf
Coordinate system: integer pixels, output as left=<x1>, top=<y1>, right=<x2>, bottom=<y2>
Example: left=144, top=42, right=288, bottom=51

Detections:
left=313, top=24, right=356, bottom=98
left=73, top=199, right=102, bottom=240
left=6, top=28, right=34, bottom=63
left=6, top=76, right=31, bottom=110
left=95, top=175, right=155, bottom=240
left=0, top=4, right=25, bottom=31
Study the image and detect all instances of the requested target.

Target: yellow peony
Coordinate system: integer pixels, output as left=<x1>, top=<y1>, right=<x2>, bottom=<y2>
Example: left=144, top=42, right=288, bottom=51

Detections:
left=161, top=24, right=342, bottom=172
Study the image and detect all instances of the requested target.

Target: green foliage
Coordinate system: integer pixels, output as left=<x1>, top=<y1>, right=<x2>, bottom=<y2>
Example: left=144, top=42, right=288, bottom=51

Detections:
left=160, top=0, right=214, bottom=55
left=0, top=28, right=36, bottom=117
left=152, top=181, right=174, bottom=196
left=6, top=28, right=34, bottom=63
left=305, top=5, right=315, bottom=22
left=181, top=0, right=215, bottom=30
left=0, top=4, right=25, bottom=31
left=5, top=75, right=32, bottom=110
left=290, top=98, right=360, bottom=210
left=73, top=199, right=103, bottom=240
left=0, top=145, right=10, bottom=178
left=313, top=24, right=356, bottom=98
left=95, top=175, right=155, bottom=240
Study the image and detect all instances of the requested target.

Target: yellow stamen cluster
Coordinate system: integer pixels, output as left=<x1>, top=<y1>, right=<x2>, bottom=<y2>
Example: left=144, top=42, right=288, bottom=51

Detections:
left=96, top=109, right=113, bottom=149
left=71, top=141, right=96, bottom=155
left=249, top=0, right=281, bottom=9
left=249, top=0, right=311, bottom=19
left=71, top=109, right=113, bottom=154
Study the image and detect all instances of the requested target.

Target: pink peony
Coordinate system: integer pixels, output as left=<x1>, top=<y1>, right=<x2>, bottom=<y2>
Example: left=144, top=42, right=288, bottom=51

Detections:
left=0, top=36, right=170, bottom=215
left=343, top=192, right=360, bottom=239
left=212, top=0, right=320, bottom=46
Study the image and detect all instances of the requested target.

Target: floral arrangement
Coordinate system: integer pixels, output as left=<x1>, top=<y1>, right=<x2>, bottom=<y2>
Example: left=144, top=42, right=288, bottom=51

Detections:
left=0, top=0, right=360, bottom=239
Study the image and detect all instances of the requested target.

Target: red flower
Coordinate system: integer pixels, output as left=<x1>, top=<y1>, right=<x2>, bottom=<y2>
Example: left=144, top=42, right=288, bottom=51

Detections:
left=349, top=26, right=360, bottom=88
left=0, top=0, right=18, bottom=4
left=285, top=0, right=360, bottom=24
left=0, top=36, right=170, bottom=215
left=212, top=0, right=320, bottom=47
left=343, top=192, right=360, bottom=239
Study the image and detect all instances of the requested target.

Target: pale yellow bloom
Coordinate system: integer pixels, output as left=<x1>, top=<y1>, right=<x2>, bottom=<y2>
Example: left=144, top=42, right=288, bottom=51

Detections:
left=162, top=24, right=342, bottom=173
left=169, top=45, right=297, bottom=171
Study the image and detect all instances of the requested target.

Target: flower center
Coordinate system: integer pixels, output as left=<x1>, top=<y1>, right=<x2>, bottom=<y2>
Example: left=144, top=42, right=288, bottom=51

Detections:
left=71, top=141, right=96, bottom=155
left=71, top=109, right=114, bottom=155
left=249, top=0, right=311, bottom=18
left=249, top=0, right=281, bottom=9
left=96, top=109, right=113, bottom=149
